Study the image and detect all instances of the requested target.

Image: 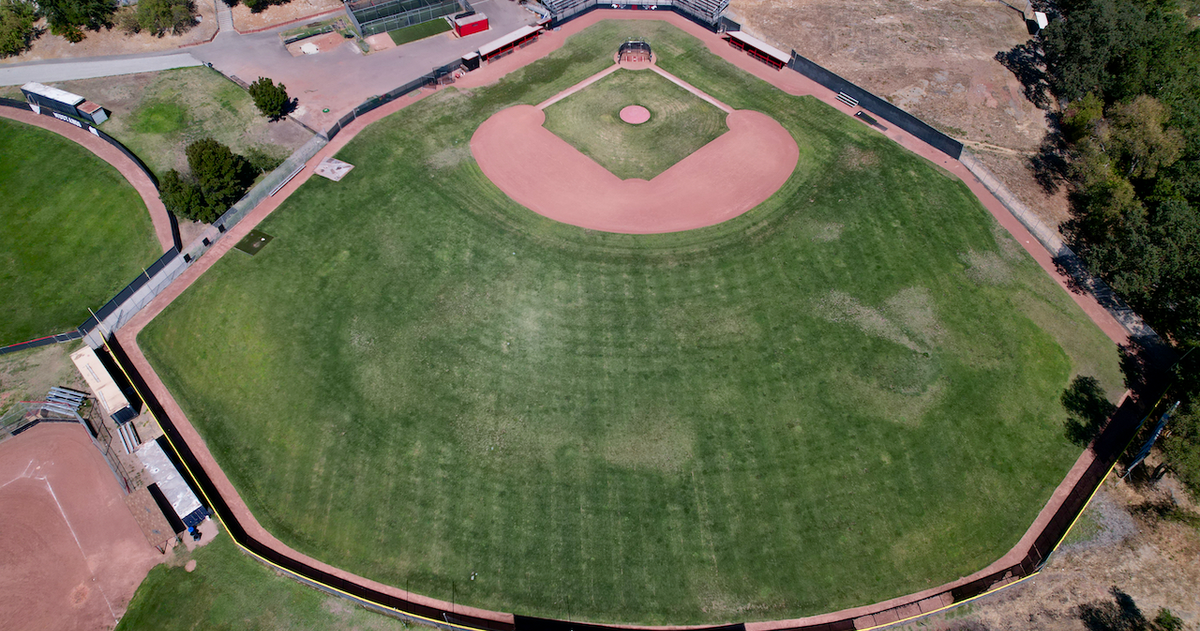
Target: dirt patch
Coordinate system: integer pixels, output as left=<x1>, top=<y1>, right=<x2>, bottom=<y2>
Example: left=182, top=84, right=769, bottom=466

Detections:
left=815, top=288, right=940, bottom=353
left=232, top=0, right=344, bottom=33
left=0, top=5, right=217, bottom=65
left=0, top=344, right=87, bottom=415
left=894, top=477, right=1200, bottom=631
left=730, top=0, right=1066, bottom=232
left=0, top=423, right=160, bottom=631
left=960, top=250, right=1013, bottom=286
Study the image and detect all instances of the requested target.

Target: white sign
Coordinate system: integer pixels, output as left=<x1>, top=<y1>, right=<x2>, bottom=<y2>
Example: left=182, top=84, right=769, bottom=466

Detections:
left=52, top=111, right=82, bottom=128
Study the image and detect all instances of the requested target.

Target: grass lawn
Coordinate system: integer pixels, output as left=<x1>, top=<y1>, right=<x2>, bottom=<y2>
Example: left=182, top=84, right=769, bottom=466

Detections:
left=140, top=20, right=1125, bottom=625
left=389, top=19, right=453, bottom=46
left=0, top=118, right=160, bottom=345
left=117, top=532, right=407, bottom=631
left=1, top=67, right=313, bottom=176
left=542, top=68, right=728, bottom=179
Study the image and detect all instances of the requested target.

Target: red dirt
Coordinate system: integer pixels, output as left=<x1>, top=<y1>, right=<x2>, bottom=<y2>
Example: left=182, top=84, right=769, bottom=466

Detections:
left=114, top=9, right=1140, bottom=631
left=472, top=104, right=797, bottom=233
left=0, top=108, right=175, bottom=253
left=0, top=423, right=160, bottom=631
left=619, top=104, right=651, bottom=124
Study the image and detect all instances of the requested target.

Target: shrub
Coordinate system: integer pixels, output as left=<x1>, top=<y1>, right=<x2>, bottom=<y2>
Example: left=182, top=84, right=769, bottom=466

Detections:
left=159, top=169, right=211, bottom=222
left=0, top=0, right=37, bottom=58
left=116, top=6, right=140, bottom=34
left=248, top=76, right=290, bottom=120
left=40, top=0, right=116, bottom=42
left=186, top=137, right=254, bottom=214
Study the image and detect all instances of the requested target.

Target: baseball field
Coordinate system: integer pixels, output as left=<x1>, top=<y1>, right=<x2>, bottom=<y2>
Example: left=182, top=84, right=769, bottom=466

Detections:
left=140, top=19, right=1123, bottom=625
left=0, top=118, right=160, bottom=345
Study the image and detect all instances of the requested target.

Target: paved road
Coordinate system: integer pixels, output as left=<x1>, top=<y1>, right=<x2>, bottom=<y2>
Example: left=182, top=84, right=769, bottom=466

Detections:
left=190, top=0, right=538, bottom=132
left=0, top=0, right=538, bottom=132
left=0, top=52, right=205, bottom=86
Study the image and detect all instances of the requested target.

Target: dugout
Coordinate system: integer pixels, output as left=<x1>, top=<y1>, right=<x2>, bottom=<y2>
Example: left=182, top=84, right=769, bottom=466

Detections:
left=723, top=31, right=788, bottom=69
left=20, top=82, right=108, bottom=125
left=70, top=347, right=137, bottom=425
left=137, top=437, right=208, bottom=532
left=478, top=25, right=543, bottom=62
left=347, top=0, right=465, bottom=37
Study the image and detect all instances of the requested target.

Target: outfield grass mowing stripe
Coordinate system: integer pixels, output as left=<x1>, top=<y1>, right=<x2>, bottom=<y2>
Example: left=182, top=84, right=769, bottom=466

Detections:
left=141, top=20, right=1125, bottom=625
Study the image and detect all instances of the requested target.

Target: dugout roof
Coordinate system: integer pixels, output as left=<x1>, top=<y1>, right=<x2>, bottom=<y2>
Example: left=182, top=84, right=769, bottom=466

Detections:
left=726, top=31, right=790, bottom=65
left=478, top=25, right=542, bottom=58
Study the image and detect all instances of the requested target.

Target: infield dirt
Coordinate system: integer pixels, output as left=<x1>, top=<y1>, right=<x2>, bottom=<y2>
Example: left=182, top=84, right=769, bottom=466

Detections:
left=0, top=423, right=159, bottom=631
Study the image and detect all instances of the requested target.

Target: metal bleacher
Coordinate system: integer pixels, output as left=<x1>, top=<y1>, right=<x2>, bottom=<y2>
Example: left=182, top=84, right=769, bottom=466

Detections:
left=539, top=0, right=729, bottom=27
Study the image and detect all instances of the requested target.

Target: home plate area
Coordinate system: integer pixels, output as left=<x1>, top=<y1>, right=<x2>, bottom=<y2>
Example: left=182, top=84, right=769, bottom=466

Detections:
left=315, top=157, right=355, bottom=181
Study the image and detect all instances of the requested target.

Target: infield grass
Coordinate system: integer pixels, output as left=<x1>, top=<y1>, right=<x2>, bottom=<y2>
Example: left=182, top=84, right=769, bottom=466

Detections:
left=0, top=118, right=160, bottom=345
left=542, top=68, right=728, bottom=179
left=141, top=20, right=1125, bottom=625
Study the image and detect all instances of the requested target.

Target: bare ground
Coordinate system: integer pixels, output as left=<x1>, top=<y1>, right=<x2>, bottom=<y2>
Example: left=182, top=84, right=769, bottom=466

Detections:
left=894, top=471, right=1200, bottom=631
left=0, top=3, right=218, bottom=65
left=231, top=0, right=345, bottom=33
left=729, top=0, right=1070, bottom=230
left=0, top=343, right=87, bottom=414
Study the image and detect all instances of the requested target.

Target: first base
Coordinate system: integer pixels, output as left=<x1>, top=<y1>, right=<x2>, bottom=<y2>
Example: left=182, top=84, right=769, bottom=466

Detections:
left=315, top=157, right=355, bottom=181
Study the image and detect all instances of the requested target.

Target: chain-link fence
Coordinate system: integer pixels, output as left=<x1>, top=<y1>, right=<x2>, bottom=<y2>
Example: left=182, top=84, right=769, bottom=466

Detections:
left=348, top=0, right=464, bottom=36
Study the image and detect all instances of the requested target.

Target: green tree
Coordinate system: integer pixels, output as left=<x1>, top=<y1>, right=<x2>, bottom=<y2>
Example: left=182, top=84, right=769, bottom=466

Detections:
left=185, top=138, right=253, bottom=219
left=158, top=169, right=210, bottom=222
left=1107, top=96, right=1185, bottom=180
left=248, top=77, right=290, bottom=120
left=39, top=0, right=116, bottom=42
left=0, top=0, right=37, bottom=58
left=136, top=0, right=196, bottom=37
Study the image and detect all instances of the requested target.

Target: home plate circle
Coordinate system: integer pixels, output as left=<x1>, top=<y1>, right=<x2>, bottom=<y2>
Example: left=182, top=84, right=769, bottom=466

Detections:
left=619, top=105, right=651, bottom=124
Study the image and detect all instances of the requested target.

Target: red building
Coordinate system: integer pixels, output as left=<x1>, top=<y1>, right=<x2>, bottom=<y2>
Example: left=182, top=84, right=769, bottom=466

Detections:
left=453, top=13, right=488, bottom=37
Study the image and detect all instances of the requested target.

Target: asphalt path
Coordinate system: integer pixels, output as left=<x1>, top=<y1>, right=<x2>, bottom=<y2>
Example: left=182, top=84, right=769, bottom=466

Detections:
left=0, top=1, right=538, bottom=132
left=0, top=52, right=204, bottom=86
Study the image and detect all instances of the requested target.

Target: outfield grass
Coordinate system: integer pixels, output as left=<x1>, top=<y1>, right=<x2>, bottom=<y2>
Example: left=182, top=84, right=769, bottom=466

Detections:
left=141, top=20, right=1125, bottom=624
left=117, top=532, right=407, bottom=631
left=542, top=68, right=728, bottom=179
left=389, top=19, right=453, bottom=46
left=0, top=118, right=160, bottom=345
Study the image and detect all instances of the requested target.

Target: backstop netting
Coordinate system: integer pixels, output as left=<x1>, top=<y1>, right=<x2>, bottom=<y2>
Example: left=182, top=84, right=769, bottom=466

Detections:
left=618, top=39, right=652, bottom=62
left=348, top=0, right=465, bottom=37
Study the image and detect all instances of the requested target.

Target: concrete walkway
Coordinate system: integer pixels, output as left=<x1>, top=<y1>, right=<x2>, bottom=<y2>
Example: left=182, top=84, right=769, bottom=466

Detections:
left=0, top=52, right=204, bottom=86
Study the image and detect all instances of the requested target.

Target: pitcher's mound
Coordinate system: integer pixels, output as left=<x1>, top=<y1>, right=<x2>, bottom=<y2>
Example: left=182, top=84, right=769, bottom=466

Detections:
left=619, top=105, right=650, bottom=124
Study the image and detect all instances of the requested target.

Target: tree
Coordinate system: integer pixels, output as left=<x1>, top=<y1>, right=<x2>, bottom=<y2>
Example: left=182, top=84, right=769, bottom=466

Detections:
left=1107, top=96, right=1184, bottom=180
left=0, top=0, right=37, bottom=58
left=186, top=138, right=253, bottom=215
left=38, top=0, right=117, bottom=42
left=158, top=169, right=210, bottom=222
left=137, top=0, right=196, bottom=37
left=248, top=77, right=290, bottom=120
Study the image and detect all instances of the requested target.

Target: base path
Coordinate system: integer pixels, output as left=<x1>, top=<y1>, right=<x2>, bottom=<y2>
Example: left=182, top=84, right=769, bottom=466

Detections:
left=0, top=423, right=160, bottom=631
left=472, top=104, right=798, bottom=233
left=0, top=107, right=175, bottom=253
